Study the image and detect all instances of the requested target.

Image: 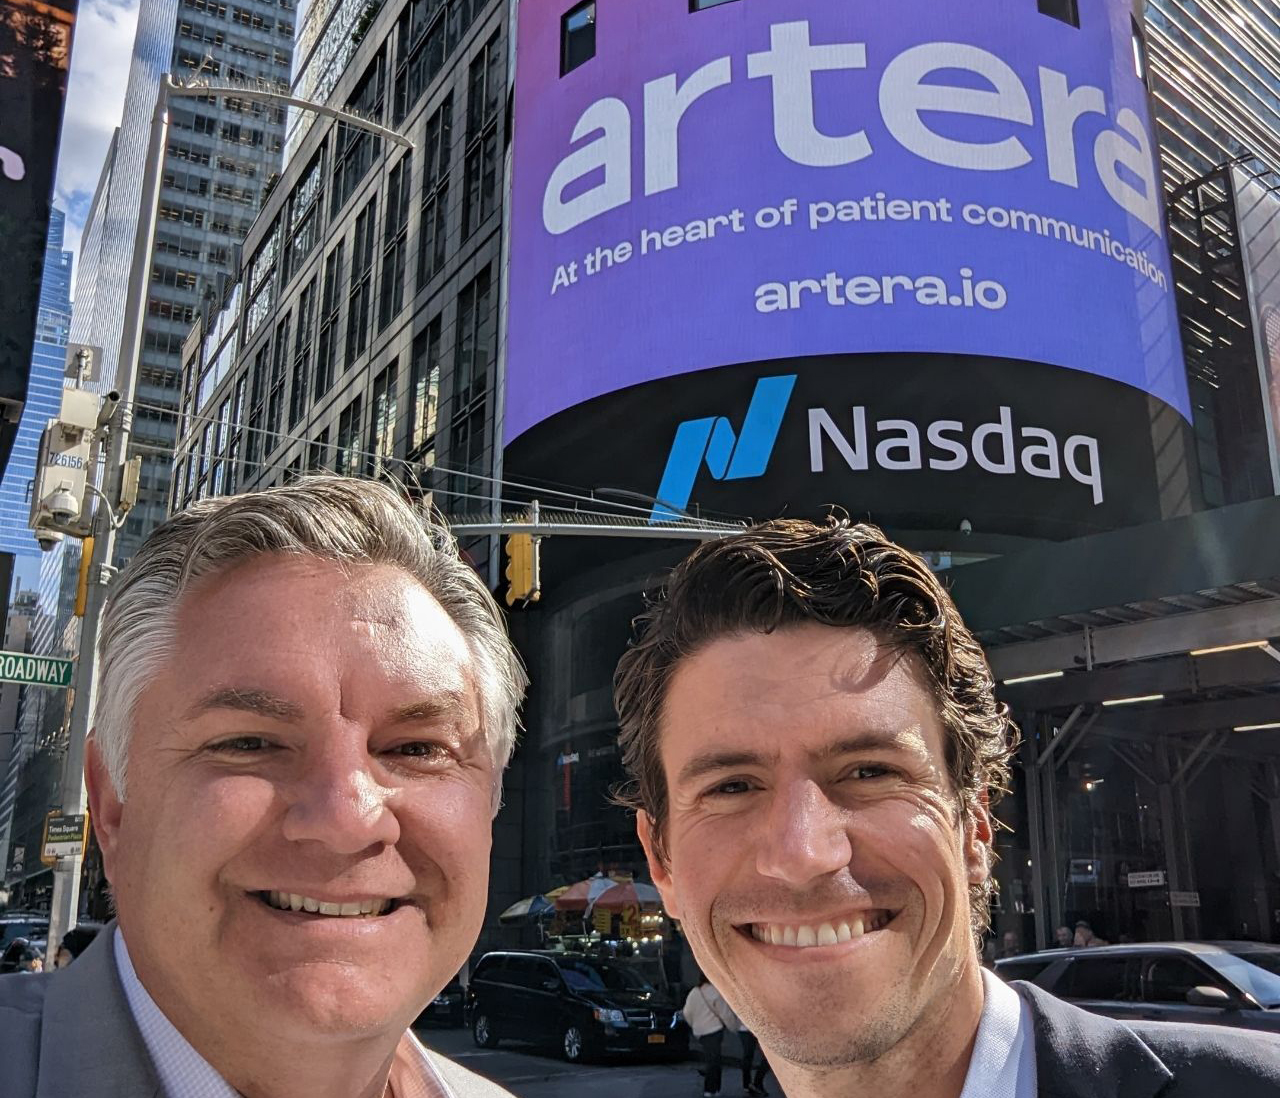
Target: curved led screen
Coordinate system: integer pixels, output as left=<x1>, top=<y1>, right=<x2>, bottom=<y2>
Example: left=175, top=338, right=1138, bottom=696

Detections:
left=507, top=0, right=1185, bottom=431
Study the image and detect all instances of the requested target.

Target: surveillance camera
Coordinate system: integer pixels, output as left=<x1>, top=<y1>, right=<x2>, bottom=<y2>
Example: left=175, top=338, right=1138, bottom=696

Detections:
left=36, top=529, right=63, bottom=553
left=959, top=518, right=973, bottom=535
left=47, top=488, right=80, bottom=526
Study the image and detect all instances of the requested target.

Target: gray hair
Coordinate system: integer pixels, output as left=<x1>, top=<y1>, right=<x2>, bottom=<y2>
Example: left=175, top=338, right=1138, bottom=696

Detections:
left=92, top=476, right=527, bottom=811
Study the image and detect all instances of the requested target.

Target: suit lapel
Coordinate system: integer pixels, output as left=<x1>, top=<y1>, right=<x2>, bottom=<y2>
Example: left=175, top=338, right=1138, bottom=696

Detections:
left=1012, top=981, right=1173, bottom=1098
left=37, top=923, right=163, bottom=1098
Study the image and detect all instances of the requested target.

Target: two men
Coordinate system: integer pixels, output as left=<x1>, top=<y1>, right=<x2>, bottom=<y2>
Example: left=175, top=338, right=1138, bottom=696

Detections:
left=0, top=477, right=525, bottom=1097
left=615, top=517, right=1280, bottom=1098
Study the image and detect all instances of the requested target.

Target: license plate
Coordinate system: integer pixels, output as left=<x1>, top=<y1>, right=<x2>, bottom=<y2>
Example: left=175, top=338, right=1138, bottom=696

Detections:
left=647, top=1034, right=666, bottom=1045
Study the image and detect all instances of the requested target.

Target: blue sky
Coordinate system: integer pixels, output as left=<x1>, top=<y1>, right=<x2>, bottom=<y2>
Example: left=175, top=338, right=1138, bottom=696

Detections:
left=54, top=0, right=143, bottom=270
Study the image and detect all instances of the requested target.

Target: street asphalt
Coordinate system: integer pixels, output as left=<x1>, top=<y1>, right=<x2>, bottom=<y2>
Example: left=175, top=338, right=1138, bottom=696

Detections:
left=415, top=1022, right=767, bottom=1098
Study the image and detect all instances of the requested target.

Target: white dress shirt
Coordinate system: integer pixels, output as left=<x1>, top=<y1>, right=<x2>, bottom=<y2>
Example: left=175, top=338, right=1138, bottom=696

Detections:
left=114, top=928, right=455, bottom=1098
left=957, top=968, right=1038, bottom=1098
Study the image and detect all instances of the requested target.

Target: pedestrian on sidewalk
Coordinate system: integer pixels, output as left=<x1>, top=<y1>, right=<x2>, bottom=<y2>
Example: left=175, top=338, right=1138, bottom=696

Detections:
left=683, top=972, right=737, bottom=1096
left=738, top=1025, right=770, bottom=1096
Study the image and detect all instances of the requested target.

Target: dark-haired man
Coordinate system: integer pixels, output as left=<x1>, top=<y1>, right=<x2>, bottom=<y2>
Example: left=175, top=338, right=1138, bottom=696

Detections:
left=615, top=518, right=1279, bottom=1098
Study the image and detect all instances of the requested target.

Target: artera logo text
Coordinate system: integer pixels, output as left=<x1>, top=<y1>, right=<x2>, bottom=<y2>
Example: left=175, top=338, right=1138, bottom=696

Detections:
left=649, top=376, right=1105, bottom=522
left=546, top=21, right=1159, bottom=236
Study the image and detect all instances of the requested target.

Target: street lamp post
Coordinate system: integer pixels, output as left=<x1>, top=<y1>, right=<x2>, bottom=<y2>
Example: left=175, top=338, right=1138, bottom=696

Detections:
left=43, top=72, right=412, bottom=959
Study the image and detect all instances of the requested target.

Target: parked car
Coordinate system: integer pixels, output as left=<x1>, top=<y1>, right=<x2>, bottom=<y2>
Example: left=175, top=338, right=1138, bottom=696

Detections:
left=996, top=941, right=1280, bottom=1034
left=467, top=950, right=689, bottom=1062
left=0, top=937, right=47, bottom=973
left=416, top=975, right=466, bottom=1027
left=0, top=913, right=49, bottom=952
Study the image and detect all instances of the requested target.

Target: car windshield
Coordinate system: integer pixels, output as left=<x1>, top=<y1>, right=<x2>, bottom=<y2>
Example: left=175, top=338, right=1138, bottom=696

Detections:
left=1202, top=949, right=1280, bottom=1008
left=556, top=958, right=656, bottom=994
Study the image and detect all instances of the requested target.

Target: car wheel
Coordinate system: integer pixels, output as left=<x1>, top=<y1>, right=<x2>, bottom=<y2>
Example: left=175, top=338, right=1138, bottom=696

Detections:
left=562, top=1023, right=588, bottom=1062
left=472, top=1012, right=499, bottom=1048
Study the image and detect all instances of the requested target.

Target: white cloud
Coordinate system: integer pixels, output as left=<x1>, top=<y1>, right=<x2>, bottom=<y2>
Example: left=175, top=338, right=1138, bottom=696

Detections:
left=52, top=0, right=141, bottom=275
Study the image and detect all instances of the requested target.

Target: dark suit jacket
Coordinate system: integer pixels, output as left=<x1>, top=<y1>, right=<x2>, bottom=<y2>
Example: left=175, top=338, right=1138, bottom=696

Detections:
left=1013, top=980, right=1280, bottom=1097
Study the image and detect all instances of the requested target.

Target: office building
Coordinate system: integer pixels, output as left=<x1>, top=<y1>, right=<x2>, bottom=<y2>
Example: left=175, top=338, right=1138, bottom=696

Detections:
left=0, top=210, right=74, bottom=559
left=69, top=0, right=296, bottom=565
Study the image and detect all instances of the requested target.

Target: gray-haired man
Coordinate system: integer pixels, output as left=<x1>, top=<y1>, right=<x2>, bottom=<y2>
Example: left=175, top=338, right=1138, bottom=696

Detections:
left=0, top=477, right=525, bottom=1098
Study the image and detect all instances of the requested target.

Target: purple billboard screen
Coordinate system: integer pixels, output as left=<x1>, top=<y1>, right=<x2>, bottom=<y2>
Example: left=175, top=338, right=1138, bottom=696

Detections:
left=506, top=0, right=1188, bottom=445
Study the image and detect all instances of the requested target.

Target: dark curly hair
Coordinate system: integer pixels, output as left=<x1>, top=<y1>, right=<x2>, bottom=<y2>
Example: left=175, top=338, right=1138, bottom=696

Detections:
left=613, top=516, right=1018, bottom=946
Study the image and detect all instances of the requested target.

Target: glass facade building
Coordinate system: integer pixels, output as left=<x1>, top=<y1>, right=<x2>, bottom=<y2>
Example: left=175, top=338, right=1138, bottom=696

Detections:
left=0, top=209, right=73, bottom=558
left=68, top=0, right=295, bottom=567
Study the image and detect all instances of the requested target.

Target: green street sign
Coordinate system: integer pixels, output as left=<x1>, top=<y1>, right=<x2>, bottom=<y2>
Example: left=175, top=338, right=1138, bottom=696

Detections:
left=0, top=650, right=73, bottom=687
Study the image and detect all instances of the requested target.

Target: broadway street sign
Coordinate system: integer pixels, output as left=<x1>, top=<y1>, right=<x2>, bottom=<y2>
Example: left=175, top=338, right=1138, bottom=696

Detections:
left=0, top=650, right=73, bottom=687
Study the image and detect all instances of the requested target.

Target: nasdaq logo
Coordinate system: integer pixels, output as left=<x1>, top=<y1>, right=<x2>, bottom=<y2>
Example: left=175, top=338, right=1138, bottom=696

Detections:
left=650, top=375, right=796, bottom=523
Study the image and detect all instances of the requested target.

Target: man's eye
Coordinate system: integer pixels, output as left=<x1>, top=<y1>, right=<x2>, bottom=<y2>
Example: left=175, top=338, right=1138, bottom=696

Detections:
left=850, top=765, right=894, bottom=780
left=392, top=742, right=451, bottom=762
left=209, top=736, right=271, bottom=753
left=709, top=779, right=753, bottom=797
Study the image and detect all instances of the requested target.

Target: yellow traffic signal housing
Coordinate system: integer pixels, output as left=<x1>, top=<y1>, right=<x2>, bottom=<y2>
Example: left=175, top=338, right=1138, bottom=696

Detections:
left=504, top=534, right=541, bottom=607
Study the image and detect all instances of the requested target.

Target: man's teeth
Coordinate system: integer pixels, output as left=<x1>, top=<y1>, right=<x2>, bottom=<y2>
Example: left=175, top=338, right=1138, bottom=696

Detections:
left=263, top=891, right=393, bottom=916
left=749, top=911, right=892, bottom=946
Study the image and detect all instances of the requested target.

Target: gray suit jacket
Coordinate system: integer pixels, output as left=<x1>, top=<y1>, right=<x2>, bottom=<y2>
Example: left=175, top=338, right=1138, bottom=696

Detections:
left=1014, top=980, right=1280, bottom=1097
left=0, top=924, right=513, bottom=1097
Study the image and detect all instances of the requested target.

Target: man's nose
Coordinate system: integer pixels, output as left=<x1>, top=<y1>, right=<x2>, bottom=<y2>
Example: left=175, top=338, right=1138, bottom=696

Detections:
left=281, top=746, right=401, bottom=853
left=754, top=778, right=853, bottom=886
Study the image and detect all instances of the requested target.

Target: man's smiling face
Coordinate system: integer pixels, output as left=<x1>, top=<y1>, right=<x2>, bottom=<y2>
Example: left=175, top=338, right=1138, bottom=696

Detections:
left=639, top=623, right=990, bottom=1067
left=88, top=554, right=495, bottom=1047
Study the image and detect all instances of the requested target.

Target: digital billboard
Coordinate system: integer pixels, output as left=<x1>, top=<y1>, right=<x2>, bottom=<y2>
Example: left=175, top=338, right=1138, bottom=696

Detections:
left=505, top=0, right=1189, bottom=537
left=0, top=0, right=76, bottom=470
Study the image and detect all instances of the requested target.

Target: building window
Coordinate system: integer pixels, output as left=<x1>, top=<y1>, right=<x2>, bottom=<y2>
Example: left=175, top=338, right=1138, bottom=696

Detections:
left=393, top=0, right=452, bottom=123
left=335, top=394, right=364, bottom=476
left=266, top=312, right=292, bottom=456
left=418, top=96, right=452, bottom=287
left=379, top=154, right=412, bottom=331
left=290, top=277, right=317, bottom=428
left=561, top=2, right=595, bottom=76
left=332, top=54, right=386, bottom=216
left=1037, top=0, right=1079, bottom=27
left=463, top=34, right=501, bottom=239
left=285, top=147, right=325, bottom=282
left=246, top=343, right=269, bottom=472
left=447, top=399, right=486, bottom=505
left=228, top=372, right=247, bottom=493
left=315, top=242, right=343, bottom=400
left=308, top=427, right=329, bottom=471
left=453, top=265, right=494, bottom=413
left=346, top=198, right=377, bottom=368
left=409, top=317, right=441, bottom=460
left=370, top=360, right=399, bottom=478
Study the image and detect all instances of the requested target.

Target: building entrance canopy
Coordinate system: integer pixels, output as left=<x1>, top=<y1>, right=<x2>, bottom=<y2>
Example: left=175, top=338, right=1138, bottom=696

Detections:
left=942, top=496, right=1280, bottom=949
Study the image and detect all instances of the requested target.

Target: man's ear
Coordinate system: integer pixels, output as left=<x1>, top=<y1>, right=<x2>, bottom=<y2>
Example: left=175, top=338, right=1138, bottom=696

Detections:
left=85, top=735, right=123, bottom=880
left=637, top=812, right=680, bottom=920
left=963, top=790, right=994, bottom=887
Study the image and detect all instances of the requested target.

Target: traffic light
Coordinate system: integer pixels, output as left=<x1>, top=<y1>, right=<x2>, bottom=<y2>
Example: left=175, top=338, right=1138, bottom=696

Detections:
left=503, top=534, right=541, bottom=607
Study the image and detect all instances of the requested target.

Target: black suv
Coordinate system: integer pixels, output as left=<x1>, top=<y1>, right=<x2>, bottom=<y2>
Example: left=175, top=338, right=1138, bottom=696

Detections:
left=467, top=950, right=689, bottom=1062
left=996, top=941, right=1280, bottom=1034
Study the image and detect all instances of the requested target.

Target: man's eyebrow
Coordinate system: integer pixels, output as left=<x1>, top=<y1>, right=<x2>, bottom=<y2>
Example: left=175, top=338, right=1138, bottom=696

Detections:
left=186, top=687, right=306, bottom=723
left=814, top=729, right=920, bottom=760
left=675, top=750, right=774, bottom=788
left=383, top=693, right=472, bottom=727
left=675, top=730, right=920, bottom=787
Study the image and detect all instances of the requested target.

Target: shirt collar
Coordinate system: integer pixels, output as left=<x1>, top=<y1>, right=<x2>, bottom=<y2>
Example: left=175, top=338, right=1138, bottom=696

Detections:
left=114, top=928, right=457, bottom=1098
left=114, top=928, right=239, bottom=1098
left=957, top=968, right=1038, bottom=1098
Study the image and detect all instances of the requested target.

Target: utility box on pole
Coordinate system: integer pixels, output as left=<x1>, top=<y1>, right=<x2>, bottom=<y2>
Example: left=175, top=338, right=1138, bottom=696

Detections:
left=30, top=388, right=99, bottom=535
